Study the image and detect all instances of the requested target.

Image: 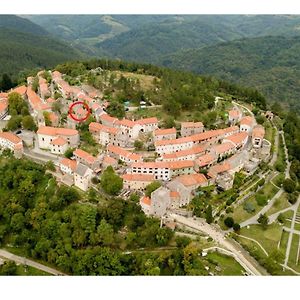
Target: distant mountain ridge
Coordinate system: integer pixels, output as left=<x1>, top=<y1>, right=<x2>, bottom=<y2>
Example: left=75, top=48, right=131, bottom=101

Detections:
left=0, top=15, right=82, bottom=79
left=160, top=35, right=300, bottom=111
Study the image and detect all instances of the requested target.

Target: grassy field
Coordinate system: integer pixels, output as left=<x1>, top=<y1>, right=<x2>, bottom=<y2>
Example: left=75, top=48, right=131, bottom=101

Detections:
left=279, top=229, right=289, bottom=252
left=230, top=195, right=258, bottom=223
left=266, top=193, right=290, bottom=216
left=239, top=224, right=282, bottom=254
left=281, top=210, right=294, bottom=228
left=15, top=264, right=50, bottom=276
left=205, top=252, right=245, bottom=275
left=288, top=233, right=300, bottom=267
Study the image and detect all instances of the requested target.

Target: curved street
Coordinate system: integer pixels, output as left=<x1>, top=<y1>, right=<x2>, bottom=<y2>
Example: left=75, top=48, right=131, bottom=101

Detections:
left=169, top=214, right=266, bottom=275
left=0, top=249, right=66, bottom=276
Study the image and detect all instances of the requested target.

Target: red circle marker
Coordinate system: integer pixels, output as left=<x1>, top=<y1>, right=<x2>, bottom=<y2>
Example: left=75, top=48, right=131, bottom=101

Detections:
left=68, top=101, right=91, bottom=122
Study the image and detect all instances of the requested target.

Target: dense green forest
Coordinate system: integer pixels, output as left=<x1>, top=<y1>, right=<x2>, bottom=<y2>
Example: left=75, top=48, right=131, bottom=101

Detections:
left=0, top=15, right=49, bottom=36
left=0, top=154, right=240, bottom=275
left=0, top=28, right=82, bottom=78
left=161, top=36, right=300, bottom=112
left=0, top=16, right=83, bottom=80
left=55, top=59, right=266, bottom=118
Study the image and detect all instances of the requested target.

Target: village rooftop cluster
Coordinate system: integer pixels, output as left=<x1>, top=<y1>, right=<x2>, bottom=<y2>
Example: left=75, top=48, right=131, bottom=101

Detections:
left=0, top=69, right=271, bottom=218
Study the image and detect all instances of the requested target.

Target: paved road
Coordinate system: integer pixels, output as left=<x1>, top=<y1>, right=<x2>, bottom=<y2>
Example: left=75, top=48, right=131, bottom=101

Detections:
left=240, top=188, right=283, bottom=228
left=232, top=101, right=254, bottom=117
left=270, top=126, right=279, bottom=167
left=170, top=214, right=264, bottom=275
left=279, top=130, right=291, bottom=179
left=283, top=196, right=300, bottom=267
left=0, top=249, right=65, bottom=276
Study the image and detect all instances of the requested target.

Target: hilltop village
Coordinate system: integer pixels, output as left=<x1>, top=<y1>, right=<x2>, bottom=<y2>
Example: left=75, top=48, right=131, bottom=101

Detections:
left=0, top=69, right=270, bottom=219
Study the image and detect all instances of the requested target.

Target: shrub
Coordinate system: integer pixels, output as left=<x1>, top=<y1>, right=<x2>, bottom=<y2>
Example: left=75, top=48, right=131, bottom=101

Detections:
left=256, top=194, right=268, bottom=206
left=224, top=217, right=234, bottom=228
left=233, top=223, right=241, bottom=232
left=283, top=179, right=296, bottom=193
left=243, top=202, right=255, bottom=213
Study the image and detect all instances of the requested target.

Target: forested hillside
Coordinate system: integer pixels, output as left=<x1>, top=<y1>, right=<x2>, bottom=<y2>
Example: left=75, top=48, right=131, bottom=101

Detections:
left=0, top=15, right=49, bottom=36
left=0, top=15, right=83, bottom=81
left=161, top=36, right=300, bottom=111
left=0, top=28, right=82, bottom=78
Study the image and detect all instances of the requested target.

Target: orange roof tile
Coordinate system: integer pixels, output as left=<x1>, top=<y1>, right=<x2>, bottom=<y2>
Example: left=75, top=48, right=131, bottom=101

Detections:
left=240, top=116, right=254, bottom=126
left=225, top=132, right=248, bottom=146
left=154, top=127, right=176, bottom=136
left=210, top=142, right=235, bottom=155
left=140, top=196, right=151, bottom=206
left=122, top=174, right=154, bottom=182
left=0, top=102, right=8, bottom=113
left=10, top=85, right=27, bottom=96
left=137, top=117, right=158, bottom=125
left=103, top=155, right=117, bottom=165
left=107, top=144, right=142, bottom=161
left=60, top=158, right=77, bottom=171
left=162, top=145, right=207, bottom=160
left=131, top=160, right=194, bottom=170
left=50, top=137, right=67, bottom=146
left=170, top=191, right=180, bottom=198
left=74, top=149, right=97, bottom=164
left=252, top=125, right=265, bottom=139
left=0, top=132, right=22, bottom=144
left=37, top=126, right=78, bottom=136
left=100, top=113, right=118, bottom=123
left=117, top=118, right=136, bottom=128
left=195, top=154, right=216, bottom=167
left=229, top=109, right=241, bottom=118
left=208, top=163, right=231, bottom=178
left=176, top=173, right=207, bottom=187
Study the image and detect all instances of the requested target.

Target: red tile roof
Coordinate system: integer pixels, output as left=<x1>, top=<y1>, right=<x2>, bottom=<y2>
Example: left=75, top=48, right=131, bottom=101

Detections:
left=60, top=158, right=77, bottom=171
left=122, top=174, right=154, bottom=182
left=240, top=116, right=254, bottom=126
left=50, top=137, right=67, bottom=146
left=154, top=127, right=176, bottom=136
left=37, top=126, right=78, bottom=136
left=176, top=173, right=207, bottom=187
left=74, top=149, right=97, bottom=164
left=140, top=196, right=151, bottom=206
left=0, top=132, right=22, bottom=144
left=252, top=125, right=265, bottom=139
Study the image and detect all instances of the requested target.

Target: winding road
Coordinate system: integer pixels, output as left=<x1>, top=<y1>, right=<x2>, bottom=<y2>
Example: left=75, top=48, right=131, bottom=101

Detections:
left=0, top=249, right=66, bottom=276
left=170, top=214, right=265, bottom=275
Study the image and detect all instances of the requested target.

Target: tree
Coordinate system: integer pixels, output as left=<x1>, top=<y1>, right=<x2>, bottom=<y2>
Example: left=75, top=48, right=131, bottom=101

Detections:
left=6, top=116, right=22, bottom=131
left=8, top=92, right=25, bottom=115
left=0, top=261, right=17, bottom=275
left=45, top=161, right=55, bottom=172
left=43, top=111, right=52, bottom=126
left=134, top=140, right=144, bottom=151
left=233, top=223, right=241, bottom=232
left=258, top=213, right=269, bottom=229
left=52, top=100, right=63, bottom=114
left=64, top=148, right=74, bottom=159
left=287, top=192, right=298, bottom=204
left=106, top=101, right=125, bottom=119
left=95, top=219, right=114, bottom=246
left=205, top=205, right=213, bottom=224
left=224, top=216, right=234, bottom=228
left=31, top=77, right=39, bottom=92
left=283, top=179, right=296, bottom=193
left=0, top=74, right=13, bottom=91
left=145, top=181, right=161, bottom=197
left=163, top=116, right=176, bottom=129
left=100, top=166, right=123, bottom=195
left=255, top=194, right=267, bottom=206
left=175, top=236, right=191, bottom=248
left=22, top=115, right=37, bottom=131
